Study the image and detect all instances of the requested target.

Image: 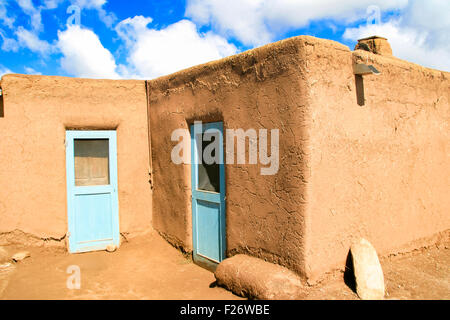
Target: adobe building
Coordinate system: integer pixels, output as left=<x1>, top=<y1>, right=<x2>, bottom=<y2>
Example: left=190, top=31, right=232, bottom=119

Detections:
left=0, top=35, right=449, bottom=283
left=0, top=77, right=152, bottom=251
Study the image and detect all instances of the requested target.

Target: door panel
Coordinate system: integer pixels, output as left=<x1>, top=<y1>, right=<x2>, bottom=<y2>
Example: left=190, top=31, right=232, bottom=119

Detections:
left=66, top=131, right=120, bottom=253
left=191, top=122, right=226, bottom=270
left=196, top=200, right=221, bottom=263
left=74, top=193, right=113, bottom=243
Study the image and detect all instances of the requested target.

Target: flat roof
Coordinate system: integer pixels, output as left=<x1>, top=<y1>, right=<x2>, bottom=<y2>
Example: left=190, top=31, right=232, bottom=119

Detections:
left=358, top=35, right=388, bottom=41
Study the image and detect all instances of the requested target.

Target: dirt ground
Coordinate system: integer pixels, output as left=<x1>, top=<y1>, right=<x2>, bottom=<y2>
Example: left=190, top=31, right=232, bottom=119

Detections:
left=305, top=243, right=450, bottom=300
left=0, top=233, right=448, bottom=300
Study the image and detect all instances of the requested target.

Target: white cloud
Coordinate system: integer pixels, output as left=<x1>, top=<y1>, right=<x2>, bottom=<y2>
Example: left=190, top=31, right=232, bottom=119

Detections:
left=0, top=1, right=15, bottom=28
left=57, top=25, right=120, bottom=79
left=402, top=0, right=450, bottom=48
left=116, top=15, right=153, bottom=46
left=74, top=0, right=107, bottom=8
left=17, top=0, right=42, bottom=31
left=16, top=27, right=53, bottom=55
left=0, top=29, right=19, bottom=51
left=24, top=67, right=42, bottom=75
left=187, top=0, right=450, bottom=71
left=186, top=0, right=271, bottom=46
left=5, top=0, right=66, bottom=56
left=0, top=65, right=12, bottom=77
left=185, top=0, right=408, bottom=46
left=43, top=0, right=65, bottom=10
left=343, top=0, right=450, bottom=71
left=403, top=0, right=450, bottom=31
left=116, top=17, right=238, bottom=79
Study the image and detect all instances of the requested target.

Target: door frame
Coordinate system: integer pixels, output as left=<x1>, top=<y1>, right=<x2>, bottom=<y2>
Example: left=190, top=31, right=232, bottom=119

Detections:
left=65, top=130, right=120, bottom=253
left=190, top=122, right=226, bottom=270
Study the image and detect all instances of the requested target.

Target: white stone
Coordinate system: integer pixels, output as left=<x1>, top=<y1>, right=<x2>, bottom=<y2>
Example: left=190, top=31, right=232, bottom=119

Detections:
left=351, top=238, right=385, bottom=300
left=0, top=262, right=12, bottom=269
left=12, top=251, right=31, bottom=262
left=106, top=244, right=117, bottom=253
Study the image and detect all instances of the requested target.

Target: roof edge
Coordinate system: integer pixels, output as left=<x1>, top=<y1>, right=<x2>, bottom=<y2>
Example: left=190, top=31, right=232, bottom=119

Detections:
left=148, top=35, right=351, bottom=87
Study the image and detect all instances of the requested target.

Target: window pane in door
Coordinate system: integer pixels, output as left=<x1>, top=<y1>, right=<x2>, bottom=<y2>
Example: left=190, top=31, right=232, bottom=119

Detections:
left=197, top=133, right=221, bottom=193
left=74, top=139, right=110, bottom=186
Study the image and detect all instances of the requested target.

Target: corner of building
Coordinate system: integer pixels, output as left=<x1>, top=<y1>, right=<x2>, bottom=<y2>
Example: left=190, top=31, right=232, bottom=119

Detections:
left=301, top=36, right=450, bottom=283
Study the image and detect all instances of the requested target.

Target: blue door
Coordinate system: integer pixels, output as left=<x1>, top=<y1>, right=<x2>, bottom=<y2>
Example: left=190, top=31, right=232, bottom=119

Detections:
left=66, top=130, right=120, bottom=253
left=191, top=122, right=226, bottom=270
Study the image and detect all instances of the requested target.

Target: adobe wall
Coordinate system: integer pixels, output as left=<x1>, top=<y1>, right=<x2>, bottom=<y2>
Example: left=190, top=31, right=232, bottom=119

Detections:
left=303, top=39, right=450, bottom=281
left=0, top=75, right=152, bottom=245
left=148, top=37, right=312, bottom=276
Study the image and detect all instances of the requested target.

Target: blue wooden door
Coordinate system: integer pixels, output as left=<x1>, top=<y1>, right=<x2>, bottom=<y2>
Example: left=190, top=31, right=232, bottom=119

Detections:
left=66, top=130, right=120, bottom=253
left=191, top=122, right=226, bottom=270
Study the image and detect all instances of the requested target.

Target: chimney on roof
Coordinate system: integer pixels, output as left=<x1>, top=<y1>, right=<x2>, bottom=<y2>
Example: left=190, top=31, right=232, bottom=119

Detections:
left=355, top=36, right=392, bottom=56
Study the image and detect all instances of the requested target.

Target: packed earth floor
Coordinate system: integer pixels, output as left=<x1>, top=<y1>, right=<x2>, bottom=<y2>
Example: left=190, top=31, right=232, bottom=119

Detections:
left=0, top=232, right=448, bottom=300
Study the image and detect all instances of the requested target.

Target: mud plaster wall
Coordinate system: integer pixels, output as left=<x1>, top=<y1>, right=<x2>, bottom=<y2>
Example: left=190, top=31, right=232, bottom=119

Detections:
left=0, top=75, right=152, bottom=243
left=148, top=37, right=312, bottom=276
left=304, top=40, right=450, bottom=282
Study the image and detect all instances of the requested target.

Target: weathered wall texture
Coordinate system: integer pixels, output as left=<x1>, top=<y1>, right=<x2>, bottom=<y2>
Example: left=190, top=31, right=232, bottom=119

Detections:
left=148, top=37, right=311, bottom=276
left=0, top=75, right=152, bottom=243
left=303, top=39, right=450, bottom=282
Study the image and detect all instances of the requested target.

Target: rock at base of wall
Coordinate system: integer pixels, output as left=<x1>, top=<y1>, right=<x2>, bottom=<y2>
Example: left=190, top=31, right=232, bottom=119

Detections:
left=351, top=238, right=385, bottom=300
left=214, top=254, right=305, bottom=300
left=106, top=244, right=117, bottom=253
left=11, top=251, right=31, bottom=262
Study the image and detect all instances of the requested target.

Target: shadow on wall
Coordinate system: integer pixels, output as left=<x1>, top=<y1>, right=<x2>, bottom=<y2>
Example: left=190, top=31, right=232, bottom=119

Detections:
left=0, top=91, right=4, bottom=118
left=355, top=75, right=365, bottom=106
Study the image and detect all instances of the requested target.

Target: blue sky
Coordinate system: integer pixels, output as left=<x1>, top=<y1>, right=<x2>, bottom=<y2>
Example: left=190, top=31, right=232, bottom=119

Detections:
left=0, top=0, right=449, bottom=79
